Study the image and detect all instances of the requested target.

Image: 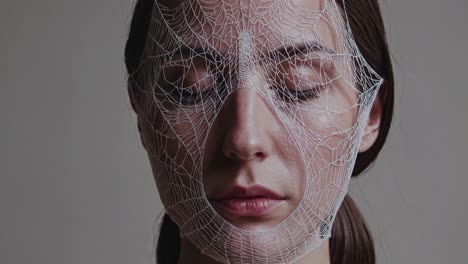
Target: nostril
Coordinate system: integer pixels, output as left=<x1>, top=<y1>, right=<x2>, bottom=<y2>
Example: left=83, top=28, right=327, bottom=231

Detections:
left=254, top=152, right=266, bottom=159
left=222, top=144, right=268, bottom=161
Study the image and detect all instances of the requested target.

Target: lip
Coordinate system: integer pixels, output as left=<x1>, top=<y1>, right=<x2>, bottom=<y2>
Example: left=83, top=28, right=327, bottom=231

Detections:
left=208, top=185, right=286, bottom=217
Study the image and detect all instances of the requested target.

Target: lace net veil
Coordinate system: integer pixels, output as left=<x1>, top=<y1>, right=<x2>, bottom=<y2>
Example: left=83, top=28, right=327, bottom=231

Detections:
left=130, top=0, right=383, bottom=263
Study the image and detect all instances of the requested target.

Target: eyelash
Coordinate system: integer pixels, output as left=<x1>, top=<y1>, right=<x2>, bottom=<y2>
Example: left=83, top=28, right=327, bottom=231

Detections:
left=167, top=67, right=328, bottom=106
left=170, top=84, right=212, bottom=105
left=172, top=86, right=324, bottom=109
left=171, top=80, right=325, bottom=107
left=275, top=84, right=324, bottom=103
left=169, top=72, right=224, bottom=105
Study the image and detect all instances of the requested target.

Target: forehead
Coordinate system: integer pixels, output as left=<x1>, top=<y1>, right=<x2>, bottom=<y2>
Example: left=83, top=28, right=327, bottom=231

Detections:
left=153, top=0, right=346, bottom=55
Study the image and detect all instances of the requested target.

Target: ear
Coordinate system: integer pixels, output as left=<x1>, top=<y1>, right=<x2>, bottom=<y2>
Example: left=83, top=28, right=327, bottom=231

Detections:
left=127, top=79, right=139, bottom=114
left=358, top=95, right=382, bottom=153
left=128, top=79, right=146, bottom=150
left=127, top=78, right=144, bottom=135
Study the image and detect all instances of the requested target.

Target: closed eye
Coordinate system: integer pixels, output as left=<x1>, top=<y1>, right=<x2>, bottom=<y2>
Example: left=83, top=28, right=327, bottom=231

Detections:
left=272, top=54, right=336, bottom=102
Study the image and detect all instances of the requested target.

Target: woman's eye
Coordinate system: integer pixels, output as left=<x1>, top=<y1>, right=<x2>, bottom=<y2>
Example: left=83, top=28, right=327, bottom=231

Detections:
left=275, top=80, right=324, bottom=102
left=175, top=71, right=215, bottom=104
left=159, top=58, right=217, bottom=105
left=274, top=57, right=335, bottom=102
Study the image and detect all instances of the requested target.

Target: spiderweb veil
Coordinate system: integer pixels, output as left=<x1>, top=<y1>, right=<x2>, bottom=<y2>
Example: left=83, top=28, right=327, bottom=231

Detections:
left=130, top=0, right=383, bottom=263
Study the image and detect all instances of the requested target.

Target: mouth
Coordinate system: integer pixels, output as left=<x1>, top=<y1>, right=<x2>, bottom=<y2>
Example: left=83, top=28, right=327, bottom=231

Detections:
left=208, top=185, right=287, bottom=217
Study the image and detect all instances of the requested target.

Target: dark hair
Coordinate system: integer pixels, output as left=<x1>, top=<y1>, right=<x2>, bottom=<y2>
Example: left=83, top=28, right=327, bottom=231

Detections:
left=125, top=1, right=394, bottom=263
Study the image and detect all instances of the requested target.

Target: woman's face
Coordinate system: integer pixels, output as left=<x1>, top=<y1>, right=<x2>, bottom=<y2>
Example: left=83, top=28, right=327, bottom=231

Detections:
left=133, top=0, right=382, bottom=262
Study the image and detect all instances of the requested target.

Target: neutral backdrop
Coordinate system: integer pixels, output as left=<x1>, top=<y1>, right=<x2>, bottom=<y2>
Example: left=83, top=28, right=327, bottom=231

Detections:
left=1, top=0, right=467, bottom=263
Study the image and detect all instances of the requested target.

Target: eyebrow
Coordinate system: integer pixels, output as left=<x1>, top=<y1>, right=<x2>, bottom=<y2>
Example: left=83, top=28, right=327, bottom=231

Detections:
left=174, top=45, right=223, bottom=62
left=270, top=41, right=337, bottom=60
left=171, top=41, right=336, bottom=61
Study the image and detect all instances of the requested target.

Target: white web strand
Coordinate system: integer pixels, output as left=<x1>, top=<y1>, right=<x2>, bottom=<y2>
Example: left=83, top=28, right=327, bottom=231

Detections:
left=132, top=0, right=383, bottom=263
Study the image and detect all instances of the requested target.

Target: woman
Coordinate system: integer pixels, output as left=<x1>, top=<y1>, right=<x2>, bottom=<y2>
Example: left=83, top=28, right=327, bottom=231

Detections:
left=125, top=0, right=393, bottom=263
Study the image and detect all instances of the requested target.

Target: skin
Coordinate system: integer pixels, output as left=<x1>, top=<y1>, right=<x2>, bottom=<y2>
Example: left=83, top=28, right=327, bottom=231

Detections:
left=128, top=0, right=382, bottom=263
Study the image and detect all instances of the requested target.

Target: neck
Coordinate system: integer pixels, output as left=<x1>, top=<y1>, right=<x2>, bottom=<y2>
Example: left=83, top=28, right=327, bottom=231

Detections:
left=177, top=237, right=330, bottom=264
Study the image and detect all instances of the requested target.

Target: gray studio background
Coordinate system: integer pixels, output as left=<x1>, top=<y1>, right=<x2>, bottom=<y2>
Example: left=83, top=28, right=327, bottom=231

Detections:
left=1, top=0, right=467, bottom=263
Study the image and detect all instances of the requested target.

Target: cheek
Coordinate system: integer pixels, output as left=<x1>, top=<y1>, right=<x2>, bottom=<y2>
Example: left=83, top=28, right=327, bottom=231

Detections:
left=139, top=101, right=213, bottom=206
left=141, top=102, right=212, bottom=167
left=287, top=87, right=359, bottom=223
left=296, top=80, right=359, bottom=182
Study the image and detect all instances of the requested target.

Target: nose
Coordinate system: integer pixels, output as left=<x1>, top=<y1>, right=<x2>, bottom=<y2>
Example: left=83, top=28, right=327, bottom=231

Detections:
left=221, top=86, right=274, bottom=161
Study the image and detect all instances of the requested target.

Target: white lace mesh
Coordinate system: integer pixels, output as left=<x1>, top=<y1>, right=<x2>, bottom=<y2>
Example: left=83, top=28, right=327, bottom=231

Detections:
left=131, top=0, right=383, bottom=263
